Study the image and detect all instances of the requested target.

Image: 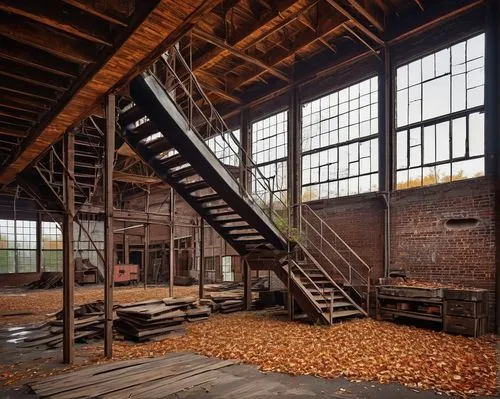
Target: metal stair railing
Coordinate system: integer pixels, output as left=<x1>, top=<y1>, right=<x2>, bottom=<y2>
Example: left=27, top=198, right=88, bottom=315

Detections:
left=133, top=45, right=290, bottom=244
left=299, top=203, right=372, bottom=312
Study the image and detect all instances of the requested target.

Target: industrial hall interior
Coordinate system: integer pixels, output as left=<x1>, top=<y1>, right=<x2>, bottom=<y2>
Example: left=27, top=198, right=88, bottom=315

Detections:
left=0, top=0, right=498, bottom=398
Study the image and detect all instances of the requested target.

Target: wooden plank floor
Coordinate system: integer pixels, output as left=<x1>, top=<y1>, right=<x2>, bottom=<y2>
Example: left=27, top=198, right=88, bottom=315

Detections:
left=29, top=353, right=233, bottom=399
left=25, top=351, right=493, bottom=399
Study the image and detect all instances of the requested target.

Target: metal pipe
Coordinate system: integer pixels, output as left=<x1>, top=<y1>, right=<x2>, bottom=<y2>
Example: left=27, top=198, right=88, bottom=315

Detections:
left=113, top=224, right=144, bottom=233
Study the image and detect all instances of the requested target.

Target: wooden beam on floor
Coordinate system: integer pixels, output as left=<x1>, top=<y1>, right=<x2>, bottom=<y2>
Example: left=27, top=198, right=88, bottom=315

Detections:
left=193, top=29, right=290, bottom=82
left=0, top=37, right=79, bottom=78
left=104, top=96, right=114, bottom=359
left=62, top=130, right=75, bottom=365
left=0, top=16, right=96, bottom=64
left=0, top=0, right=114, bottom=46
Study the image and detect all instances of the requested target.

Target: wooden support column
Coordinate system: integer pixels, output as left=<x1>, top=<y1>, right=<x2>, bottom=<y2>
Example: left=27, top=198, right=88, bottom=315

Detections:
left=104, top=95, right=115, bottom=359
left=144, top=188, right=150, bottom=289
left=239, top=108, right=250, bottom=190
left=123, top=234, right=129, bottom=264
left=62, top=130, right=75, bottom=364
left=36, top=212, right=42, bottom=273
left=485, top=0, right=500, bottom=335
left=198, top=218, right=205, bottom=299
left=169, top=187, right=175, bottom=297
left=380, top=44, right=394, bottom=278
left=286, top=87, right=300, bottom=320
left=239, top=108, right=253, bottom=309
left=243, top=258, right=252, bottom=310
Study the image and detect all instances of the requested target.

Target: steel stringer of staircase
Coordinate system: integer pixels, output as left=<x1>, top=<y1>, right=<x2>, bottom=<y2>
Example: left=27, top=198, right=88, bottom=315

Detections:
left=119, top=45, right=371, bottom=324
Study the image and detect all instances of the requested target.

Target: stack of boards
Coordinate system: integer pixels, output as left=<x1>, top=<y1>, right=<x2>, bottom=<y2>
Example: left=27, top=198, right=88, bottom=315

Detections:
left=115, top=297, right=211, bottom=342
left=17, top=301, right=106, bottom=349
left=200, top=291, right=244, bottom=314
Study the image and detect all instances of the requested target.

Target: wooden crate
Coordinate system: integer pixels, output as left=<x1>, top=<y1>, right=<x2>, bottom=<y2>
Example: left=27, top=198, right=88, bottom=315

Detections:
left=443, top=315, right=487, bottom=337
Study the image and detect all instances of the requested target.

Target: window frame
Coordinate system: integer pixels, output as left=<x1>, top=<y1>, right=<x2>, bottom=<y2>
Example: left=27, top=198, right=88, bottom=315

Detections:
left=394, top=32, right=486, bottom=190
left=300, top=75, right=380, bottom=201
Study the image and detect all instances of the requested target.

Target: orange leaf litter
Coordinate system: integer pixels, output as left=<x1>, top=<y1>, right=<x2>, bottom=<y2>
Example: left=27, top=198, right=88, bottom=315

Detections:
left=2, top=313, right=495, bottom=397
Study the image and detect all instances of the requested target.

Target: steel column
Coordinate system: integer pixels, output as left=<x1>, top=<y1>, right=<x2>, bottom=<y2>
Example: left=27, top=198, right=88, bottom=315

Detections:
left=36, top=212, right=42, bottom=273
left=199, top=218, right=205, bottom=299
left=104, top=95, right=115, bottom=359
left=169, top=187, right=175, bottom=297
left=62, top=130, right=75, bottom=364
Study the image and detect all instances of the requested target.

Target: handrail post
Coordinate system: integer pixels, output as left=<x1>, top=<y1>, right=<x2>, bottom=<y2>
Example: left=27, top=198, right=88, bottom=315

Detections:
left=366, top=271, right=371, bottom=314
left=329, top=291, right=334, bottom=325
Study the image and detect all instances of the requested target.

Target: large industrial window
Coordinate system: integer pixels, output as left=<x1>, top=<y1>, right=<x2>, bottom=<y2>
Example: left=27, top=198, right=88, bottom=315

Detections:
left=302, top=77, right=379, bottom=200
left=395, top=34, right=485, bottom=189
left=251, top=110, right=288, bottom=205
left=0, top=219, right=37, bottom=273
left=205, top=129, right=241, bottom=167
left=41, top=222, right=63, bottom=272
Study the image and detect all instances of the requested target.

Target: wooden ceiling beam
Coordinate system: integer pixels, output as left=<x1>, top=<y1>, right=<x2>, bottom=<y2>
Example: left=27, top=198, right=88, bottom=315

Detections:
left=0, top=15, right=97, bottom=64
left=241, top=0, right=319, bottom=51
left=324, top=0, right=384, bottom=45
left=0, top=59, right=72, bottom=92
left=192, top=0, right=301, bottom=71
left=0, top=118, right=32, bottom=131
left=346, top=0, right=384, bottom=32
left=198, top=80, right=242, bottom=104
left=413, top=0, right=424, bottom=11
left=0, top=106, right=38, bottom=123
left=60, top=0, right=133, bottom=27
left=0, top=126, right=27, bottom=138
left=0, top=79, right=58, bottom=102
left=372, top=0, right=389, bottom=14
left=193, top=29, right=290, bottom=82
left=0, top=37, right=79, bottom=78
left=0, top=91, right=50, bottom=112
left=0, top=0, right=114, bottom=46
left=229, top=11, right=347, bottom=89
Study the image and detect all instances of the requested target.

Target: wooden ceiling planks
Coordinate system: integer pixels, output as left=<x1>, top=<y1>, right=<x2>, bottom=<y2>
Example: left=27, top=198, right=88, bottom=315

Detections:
left=0, top=0, right=208, bottom=185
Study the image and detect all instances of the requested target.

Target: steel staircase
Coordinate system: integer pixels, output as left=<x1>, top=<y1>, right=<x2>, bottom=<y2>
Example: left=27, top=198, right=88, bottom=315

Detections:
left=119, top=45, right=371, bottom=324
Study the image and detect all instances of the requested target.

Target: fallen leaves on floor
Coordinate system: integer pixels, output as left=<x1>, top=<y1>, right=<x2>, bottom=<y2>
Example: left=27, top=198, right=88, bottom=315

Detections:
left=111, top=313, right=497, bottom=397
left=0, top=312, right=496, bottom=397
left=0, top=286, right=199, bottom=325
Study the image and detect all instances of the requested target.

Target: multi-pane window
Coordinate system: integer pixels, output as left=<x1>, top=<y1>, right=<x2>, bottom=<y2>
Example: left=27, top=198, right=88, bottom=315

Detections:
left=0, top=219, right=36, bottom=273
left=302, top=77, right=379, bottom=200
left=205, top=129, right=240, bottom=167
left=42, top=222, right=63, bottom=272
left=251, top=111, right=288, bottom=205
left=396, top=34, right=485, bottom=189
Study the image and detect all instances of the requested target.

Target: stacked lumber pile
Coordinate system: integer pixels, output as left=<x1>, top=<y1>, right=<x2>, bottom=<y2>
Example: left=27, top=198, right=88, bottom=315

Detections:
left=201, top=291, right=244, bottom=314
left=18, top=301, right=105, bottom=349
left=26, top=272, right=63, bottom=289
left=114, top=297, right=210, bottom=341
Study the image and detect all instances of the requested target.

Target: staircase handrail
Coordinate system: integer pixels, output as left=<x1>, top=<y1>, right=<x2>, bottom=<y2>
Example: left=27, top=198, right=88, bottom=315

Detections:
left=301, top=203, right=371, bottom=274
left=297, top=244, right=368, bottom=315
left=143, top=46, right=289, bottom=237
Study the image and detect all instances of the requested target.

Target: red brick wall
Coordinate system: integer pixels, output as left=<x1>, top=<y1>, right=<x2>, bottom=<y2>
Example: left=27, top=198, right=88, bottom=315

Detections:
left=0, top=272, right=41, bottom=288
left=309, top=193, right=385, bottom=281
left=390, top=178, right=496, bottom=290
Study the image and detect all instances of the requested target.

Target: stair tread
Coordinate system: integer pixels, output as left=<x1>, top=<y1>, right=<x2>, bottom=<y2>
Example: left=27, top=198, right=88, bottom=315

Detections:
left=319, top=301, right=354, bottom=308
left=119, top=105, right=144, bottom=126
left=330, top=309, right=363, bottom=319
